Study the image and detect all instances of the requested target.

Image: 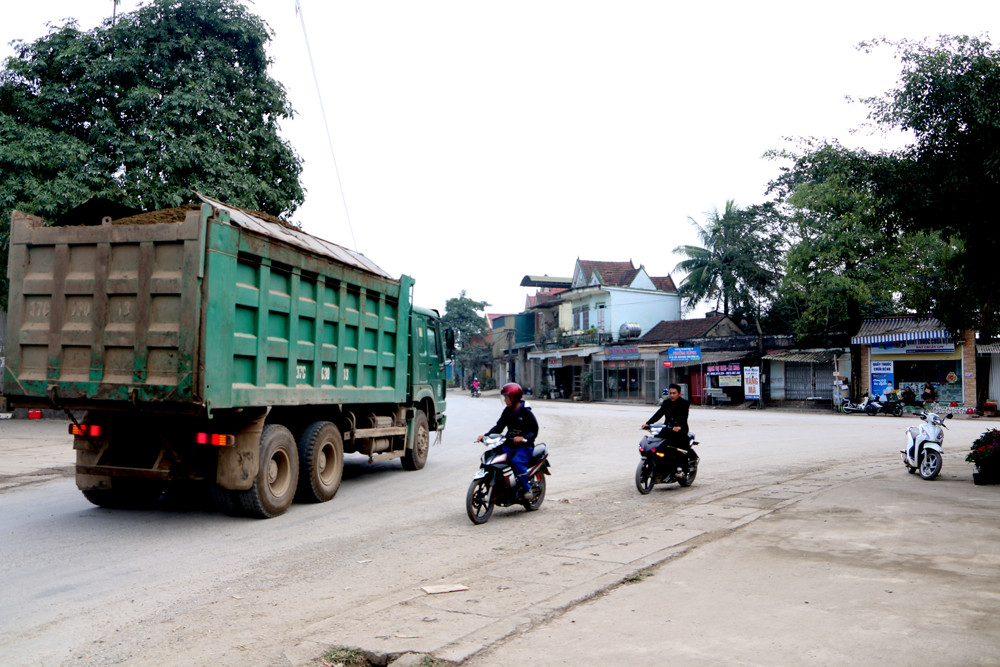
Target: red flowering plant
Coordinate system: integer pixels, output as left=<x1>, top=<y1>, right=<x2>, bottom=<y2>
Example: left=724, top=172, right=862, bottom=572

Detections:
left=966, top=429, right=1000, bottom=468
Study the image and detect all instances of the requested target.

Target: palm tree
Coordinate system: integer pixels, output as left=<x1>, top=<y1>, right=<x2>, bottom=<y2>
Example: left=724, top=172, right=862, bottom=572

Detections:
left=673, top=200, right=780, bottom=316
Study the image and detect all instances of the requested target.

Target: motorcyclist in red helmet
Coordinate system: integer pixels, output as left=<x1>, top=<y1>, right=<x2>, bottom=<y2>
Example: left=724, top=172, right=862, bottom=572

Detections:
left=477, top=382, right=540, bottom=500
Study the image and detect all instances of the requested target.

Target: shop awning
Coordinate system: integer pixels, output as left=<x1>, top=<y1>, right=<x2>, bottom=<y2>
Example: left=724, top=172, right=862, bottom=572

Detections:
left=668, top=350, right=753, bottom=368
left=851, top=317, right=951, bottom=345
left=977, top=343, right=1000, bottom=354
left=527, top=346, right=603, bottom=360
left=763, top=350, right=842, bottom=364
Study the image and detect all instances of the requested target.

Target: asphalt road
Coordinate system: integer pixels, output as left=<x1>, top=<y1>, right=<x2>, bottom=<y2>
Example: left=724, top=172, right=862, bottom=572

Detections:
left=0, top=395, right=997, bottom=666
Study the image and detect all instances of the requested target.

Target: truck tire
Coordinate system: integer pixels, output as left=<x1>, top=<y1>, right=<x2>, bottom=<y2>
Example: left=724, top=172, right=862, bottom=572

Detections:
left=402, top=410, right=430, bottom=471
left=226, top=424, right=299, bottom=518
left=295, top=421, right=344, bottom=503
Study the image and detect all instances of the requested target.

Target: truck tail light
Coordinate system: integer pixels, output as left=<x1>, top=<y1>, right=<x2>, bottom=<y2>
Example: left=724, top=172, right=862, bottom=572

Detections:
left=196, top=432, right=234, bottom=447
left=69, top=424, right=103, bottom=437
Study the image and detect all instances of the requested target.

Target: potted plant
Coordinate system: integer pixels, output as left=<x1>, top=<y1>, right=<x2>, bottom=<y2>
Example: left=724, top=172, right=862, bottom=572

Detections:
left=967, top=428, right=1000, bottom=485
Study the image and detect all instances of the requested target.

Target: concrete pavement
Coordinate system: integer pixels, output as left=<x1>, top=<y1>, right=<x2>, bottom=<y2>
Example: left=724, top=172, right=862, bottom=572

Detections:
left=461, top=464, right=1000, bottom=666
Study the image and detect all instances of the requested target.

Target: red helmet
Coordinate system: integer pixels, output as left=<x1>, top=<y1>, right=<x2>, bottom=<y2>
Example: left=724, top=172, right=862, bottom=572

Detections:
left=501, top=382, right=523, bottom=403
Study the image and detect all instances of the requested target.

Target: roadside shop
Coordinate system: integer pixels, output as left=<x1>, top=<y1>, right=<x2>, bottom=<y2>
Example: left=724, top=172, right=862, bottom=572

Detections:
left=852, top=317, right=977, bottom=411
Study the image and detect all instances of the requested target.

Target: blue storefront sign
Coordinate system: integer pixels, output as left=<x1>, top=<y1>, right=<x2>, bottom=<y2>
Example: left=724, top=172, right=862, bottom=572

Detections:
left=668, top=347, right=701, bottom=362
left=871, top=360, right=895, bottom=396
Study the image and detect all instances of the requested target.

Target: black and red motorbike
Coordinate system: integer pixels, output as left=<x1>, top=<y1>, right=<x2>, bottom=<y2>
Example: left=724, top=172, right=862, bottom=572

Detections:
left=635, top=423, right=699, bottom=494
left=466, top=434, right=551, bottom=524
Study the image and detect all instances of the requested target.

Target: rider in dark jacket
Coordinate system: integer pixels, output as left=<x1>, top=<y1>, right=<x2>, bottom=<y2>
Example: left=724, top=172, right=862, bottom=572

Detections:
left=478, top=382, right=539, bottom=499
left=642, top=384, right=692, bottom=469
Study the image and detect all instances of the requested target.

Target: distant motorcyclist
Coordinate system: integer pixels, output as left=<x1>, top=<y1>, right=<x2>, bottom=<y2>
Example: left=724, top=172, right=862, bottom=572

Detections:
left=471, top=378, right=480, bottom=393
left=641, top=384, right=691, bottom=470
left=477, top=383, right=539, bottom=500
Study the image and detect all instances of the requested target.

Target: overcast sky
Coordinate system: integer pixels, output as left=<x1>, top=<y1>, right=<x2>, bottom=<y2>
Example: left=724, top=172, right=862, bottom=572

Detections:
left=2, top=1, right=997, bottom=316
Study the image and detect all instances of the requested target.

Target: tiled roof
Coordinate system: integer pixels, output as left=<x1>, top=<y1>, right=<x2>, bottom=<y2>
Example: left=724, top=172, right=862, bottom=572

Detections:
left=650, top=276, right=677, bottom=292
left=534, top=290, right=564, bottom=305
left=578, top=260, right=636, bottom=287
left=638, top=315, right=728, bottom=343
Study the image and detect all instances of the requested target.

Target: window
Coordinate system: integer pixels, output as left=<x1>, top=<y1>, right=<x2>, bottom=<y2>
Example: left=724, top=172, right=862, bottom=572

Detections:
left=427, top=325, right=439, bottom=359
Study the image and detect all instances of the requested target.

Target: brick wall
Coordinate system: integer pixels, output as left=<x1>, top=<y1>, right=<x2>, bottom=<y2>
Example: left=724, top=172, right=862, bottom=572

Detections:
left=962, top=329, right=977, bottom=406
left=859, top=345, right=870, bottom=397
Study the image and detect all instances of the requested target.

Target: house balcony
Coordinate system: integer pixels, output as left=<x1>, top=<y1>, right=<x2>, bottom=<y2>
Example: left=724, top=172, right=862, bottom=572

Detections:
left=557, top=330, right=613, bottom=348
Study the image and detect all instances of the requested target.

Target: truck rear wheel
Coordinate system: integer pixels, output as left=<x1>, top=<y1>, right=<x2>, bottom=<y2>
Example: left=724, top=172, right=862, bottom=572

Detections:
left=402, top=410, right=430, bottom=470
left=295, top=421, right=344, bottom=503
left=224, top=424, right=299, bottom=518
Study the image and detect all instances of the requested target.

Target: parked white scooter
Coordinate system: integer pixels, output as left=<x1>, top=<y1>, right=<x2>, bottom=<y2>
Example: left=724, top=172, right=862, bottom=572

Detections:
left=901, top=411, right=952, bottom=480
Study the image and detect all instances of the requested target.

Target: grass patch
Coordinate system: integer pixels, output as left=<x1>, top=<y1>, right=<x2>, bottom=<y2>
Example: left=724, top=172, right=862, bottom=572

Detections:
left=321, top=646, right=369, bottom=667
left=623, top=568, right=653, bottom=584
left=419, top=658, right=452, bottom=667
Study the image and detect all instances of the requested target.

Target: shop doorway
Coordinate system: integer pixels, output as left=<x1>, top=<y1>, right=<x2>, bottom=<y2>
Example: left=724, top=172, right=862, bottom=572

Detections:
left=604, top=361, right=643, bottom=401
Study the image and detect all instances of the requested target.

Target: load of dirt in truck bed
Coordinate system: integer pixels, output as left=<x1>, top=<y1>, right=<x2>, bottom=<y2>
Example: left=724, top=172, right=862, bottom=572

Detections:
left=110, top=205, right=201, bottom=225
left=111, top=204, right=298, bottom=231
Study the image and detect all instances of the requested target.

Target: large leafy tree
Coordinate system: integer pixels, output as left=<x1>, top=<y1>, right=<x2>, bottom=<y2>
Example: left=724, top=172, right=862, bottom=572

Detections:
left=0, top=0, right=304, bottom=309
left=858, top=35, right=1000, bottom=337
left=442, top=291, right=491, bottom=384
left=766, top=141, right=902, bottom=338
left=672, top=200, right=783, bottom=320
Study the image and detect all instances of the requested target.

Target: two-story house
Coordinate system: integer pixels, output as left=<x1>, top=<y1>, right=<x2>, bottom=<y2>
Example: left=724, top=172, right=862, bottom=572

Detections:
left=526, top=259, right=680, bottom=400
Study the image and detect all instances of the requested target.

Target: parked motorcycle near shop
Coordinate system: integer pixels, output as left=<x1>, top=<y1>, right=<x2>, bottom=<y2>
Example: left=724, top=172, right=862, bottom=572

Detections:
left=901, top=411, right=952, bottom=480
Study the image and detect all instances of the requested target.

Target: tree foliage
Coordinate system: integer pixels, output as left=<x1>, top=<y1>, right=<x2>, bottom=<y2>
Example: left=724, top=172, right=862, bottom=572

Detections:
left=763, top=36, right=1000, bottom=339
left=0, top=0, right=304, bottom=309
left=442, top=290, right=491, bottom=384
left=766, top=141, right=900, bottom=337
left=672, top=200, right=783, bottom=320
left=858, top=35, right=1000, bottom=336
left=442, top=290, right=490, bottom=348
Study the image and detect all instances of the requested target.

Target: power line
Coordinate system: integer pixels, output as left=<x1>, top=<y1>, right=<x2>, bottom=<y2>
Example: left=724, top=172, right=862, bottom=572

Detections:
left=294, top=0, right=358, bottom=251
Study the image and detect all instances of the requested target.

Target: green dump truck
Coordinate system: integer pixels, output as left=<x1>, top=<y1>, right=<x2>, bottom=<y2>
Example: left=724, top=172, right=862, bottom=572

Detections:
left=3, top=194, right=449, bottom=517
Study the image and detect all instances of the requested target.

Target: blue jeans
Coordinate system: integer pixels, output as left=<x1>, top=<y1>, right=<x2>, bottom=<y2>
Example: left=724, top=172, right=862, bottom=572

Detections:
left=504, top=444, right=533, bottom=490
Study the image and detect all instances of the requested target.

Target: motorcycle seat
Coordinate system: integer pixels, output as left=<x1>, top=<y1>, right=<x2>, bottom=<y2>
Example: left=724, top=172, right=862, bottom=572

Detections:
left=532, top=443, right=548, bottom=459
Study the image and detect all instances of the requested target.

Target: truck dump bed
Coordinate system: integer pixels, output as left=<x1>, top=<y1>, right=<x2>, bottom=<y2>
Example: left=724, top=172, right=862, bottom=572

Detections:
left=4, top=196, right=412, bottom=413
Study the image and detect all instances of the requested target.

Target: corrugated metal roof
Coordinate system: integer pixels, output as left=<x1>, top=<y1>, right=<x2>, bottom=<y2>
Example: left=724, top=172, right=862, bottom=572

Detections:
left=196, top=192, right=393, bottom=279
left=851, top=317, right=950, bottom=345
left=763, top=350, right=840, bottom=364
left=978, top=344, right=1000, bottom=354
left=669, top=350, right=753, bottom=368
left=528, top=346, right=604, bottom=360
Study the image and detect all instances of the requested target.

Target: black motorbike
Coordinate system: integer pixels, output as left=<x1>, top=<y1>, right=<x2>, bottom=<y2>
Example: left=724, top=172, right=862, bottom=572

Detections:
left=867, top=395, right=904, bottom=417
left=635, top=423, right=699, bottom=494
left=466, top=434, right=551, bottom=524
left=470, top=386, right=481, bottom=397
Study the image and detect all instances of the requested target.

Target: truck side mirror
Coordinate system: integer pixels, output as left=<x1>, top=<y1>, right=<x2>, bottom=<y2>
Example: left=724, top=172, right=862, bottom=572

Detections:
left=444, top=328, right=456, bottom=359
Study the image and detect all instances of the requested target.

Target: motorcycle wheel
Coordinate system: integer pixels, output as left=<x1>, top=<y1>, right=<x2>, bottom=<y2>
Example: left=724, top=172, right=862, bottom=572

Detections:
left=891, top=403, right=903, bottom=417
left=919, top=450, right=942, bottom=480
left=466, top=479, right=494, bottom=524
left=635, top=460, right=655, bottom=495
left=678, top=460, right=698, bottom=487
left=865, top=404, right=878, bottom=416
left=522, top=473, right=547, bottom=511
